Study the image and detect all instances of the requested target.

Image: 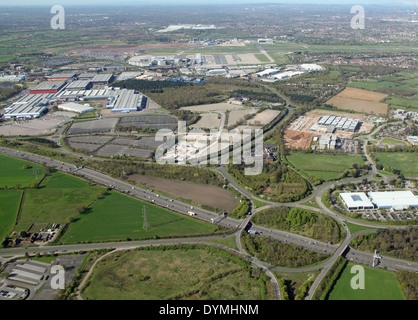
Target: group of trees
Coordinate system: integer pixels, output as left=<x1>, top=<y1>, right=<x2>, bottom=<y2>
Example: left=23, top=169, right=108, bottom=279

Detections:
left=252, top=206, right=342, bottom=243
left=227, top=162, right=311, bottom=203
left=87, top=159, right=225, bottom=188
left=230, top=198, right=250, bottom=219
left=351, top=227, right=418, bottom=262
left=241, top=233, right=329, bottom=268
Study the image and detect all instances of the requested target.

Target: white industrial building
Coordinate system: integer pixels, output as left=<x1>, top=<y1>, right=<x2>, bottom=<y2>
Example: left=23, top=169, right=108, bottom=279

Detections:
left=2, top=93, right=53, bottom=119
left=368, top=191, right=418, bottom=211
left=58, top=102, right=95, bottom=114
left=340, top=191, right=418, bottom=211
left=339, top=193, right=375, bottom=211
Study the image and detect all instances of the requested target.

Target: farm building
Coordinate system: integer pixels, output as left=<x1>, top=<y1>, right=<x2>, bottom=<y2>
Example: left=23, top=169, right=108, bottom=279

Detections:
left=339, top=193, right=374, bottom=211
left=30, top=81, right=67, bottom=94
left=368, top=191, right=418, bottom=211
left=58, top=102, right=95, bottom=114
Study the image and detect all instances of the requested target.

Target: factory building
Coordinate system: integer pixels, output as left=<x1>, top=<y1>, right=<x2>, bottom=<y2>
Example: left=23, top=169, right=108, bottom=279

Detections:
left=368, top=191, right=418, bottom=211
left=3, top=93, right=53, bottom=119
left=91, top=73, right=115, bottom=85
left=65, top=80, right=93, bottom=91
left=47, top=72, right=77, bottom=81
left=339, top=193, right=374, bottom=211
left=29, top=81, right=67, bottom=94
left=317, top=116, right=360, bottom=133
left=58, top=102, right=95, bottom=114
left=340, top=191, right=418, bottom=211
left=111, top=89, right=146, bottom=112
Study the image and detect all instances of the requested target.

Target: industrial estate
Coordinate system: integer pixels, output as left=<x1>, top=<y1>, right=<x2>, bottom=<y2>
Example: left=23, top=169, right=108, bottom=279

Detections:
left=0, top=1, right=417, bottom=305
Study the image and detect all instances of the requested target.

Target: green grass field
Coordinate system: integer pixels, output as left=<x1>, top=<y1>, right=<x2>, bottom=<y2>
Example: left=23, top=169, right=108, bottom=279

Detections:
left=328, top=262, right=405, bottom=300
left=82, top=246, right=269, bottom=300
left=286, top=152, right=365, bottom=180
left=374, top=152, right=418, bottom=177
left=14, top=172, right=104, bottom=233
left=380, top=138, right=407, bottom=146
left=0, top=190, right=22, bottom=240
left=59, top=191, right=220, bottom=244
left=0, top=154, right=44, bottom=187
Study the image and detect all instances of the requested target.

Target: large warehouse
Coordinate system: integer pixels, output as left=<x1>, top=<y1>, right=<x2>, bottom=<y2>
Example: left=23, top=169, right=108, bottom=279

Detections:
left=111, top=89, right=147, bottom=112
left=339, top=192, right=374, bottom=211
left=340, top=191, right=418, bottom=211
left=3, top=93, right=52, bottom=119
left=30, top=81, right=67, bottom=94
left=368, top=191, right=418, bottom=210
left=58, top=102, right=95, bottom=114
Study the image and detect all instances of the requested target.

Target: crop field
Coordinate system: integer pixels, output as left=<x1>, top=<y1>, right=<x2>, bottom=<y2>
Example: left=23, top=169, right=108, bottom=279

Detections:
left=327, top=88, right=388, bottom=116
left=0, top=190, right=22, bottom=241
left=327, top=262, right=405, bottom=300
left=67, top=118, right=119, bottom=135
left=59, top=191, right=220, bottom=244
left=0, top=154, right=44, bottom=187
left=373, top=152, right=418, bottom=177
left=81, top=246, right=271, bottom=300
left=286, top=152, right=365, bottom=180
left=15, top=172, right=104, bottom=233
left=127, top=174, right=239, bottom=212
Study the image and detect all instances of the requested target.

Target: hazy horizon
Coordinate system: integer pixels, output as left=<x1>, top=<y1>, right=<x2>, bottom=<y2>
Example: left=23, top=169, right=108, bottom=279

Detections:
left=0, top=0, right=416, bottom=7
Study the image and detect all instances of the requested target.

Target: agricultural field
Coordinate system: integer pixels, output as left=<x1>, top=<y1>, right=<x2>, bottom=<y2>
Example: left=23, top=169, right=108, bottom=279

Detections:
left=81, top=246, right=272, bottom=300
left=0, top=190, right=23, bottom=241
left=327, top=262, right=405, bottom=300
left=181, top=102, right=244, bottom=113
left=227, top=108, right=258, bottom=128
left=326, top=87, right=388, bottom=116
left=127, top=175, right=239, bottom=213
left=14, top=172, right=104, bottom=233
left=59, top=191, right=220, bottom=244
left=373, top=152, right=418, bottom=177
left=0, top=154, right=45, bottom=187
left=286, top=152, right=365, bottom=181
left=247, top=109, right=281, bottom=126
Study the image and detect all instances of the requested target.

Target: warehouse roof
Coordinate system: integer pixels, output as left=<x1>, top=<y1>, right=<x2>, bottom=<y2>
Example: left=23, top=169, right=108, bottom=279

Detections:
left=339, top=192, right=374, bottom=209
left=58, top=102, right=95, bottom=114
left=368, top=191, right=418, bottom=210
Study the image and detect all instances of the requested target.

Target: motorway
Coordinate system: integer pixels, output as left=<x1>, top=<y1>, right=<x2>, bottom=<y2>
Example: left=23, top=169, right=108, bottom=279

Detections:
left=1, top=98, right=417, bottom=300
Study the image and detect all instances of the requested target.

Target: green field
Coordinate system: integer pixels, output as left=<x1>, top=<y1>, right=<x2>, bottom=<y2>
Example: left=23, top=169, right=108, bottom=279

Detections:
left=0, top=190, right=23, bottom=241
left=82, top=246, right=271, bottom=300
left=59, top=191, right=220, bottom=244
left=380, top=138, right=407, bottom=146
left=15, top=172, right=104, bottom=233
left=0, top=154, right=44, bottom=187
left=328, top=262, right=405, bottom=300
left=374, top=152, right=418, bottom=177
left=286, top=152, right=365, bottom=181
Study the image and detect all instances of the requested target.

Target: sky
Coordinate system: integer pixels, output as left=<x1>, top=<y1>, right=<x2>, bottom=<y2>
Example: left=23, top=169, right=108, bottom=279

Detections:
left=0, top=0, right=415, bottom=6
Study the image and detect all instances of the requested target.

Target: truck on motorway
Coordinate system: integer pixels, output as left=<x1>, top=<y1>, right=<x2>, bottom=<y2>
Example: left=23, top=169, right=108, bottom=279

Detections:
left=188, top=211, right=196, bottom=217
left=248, top=230, right=258, bottom=236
